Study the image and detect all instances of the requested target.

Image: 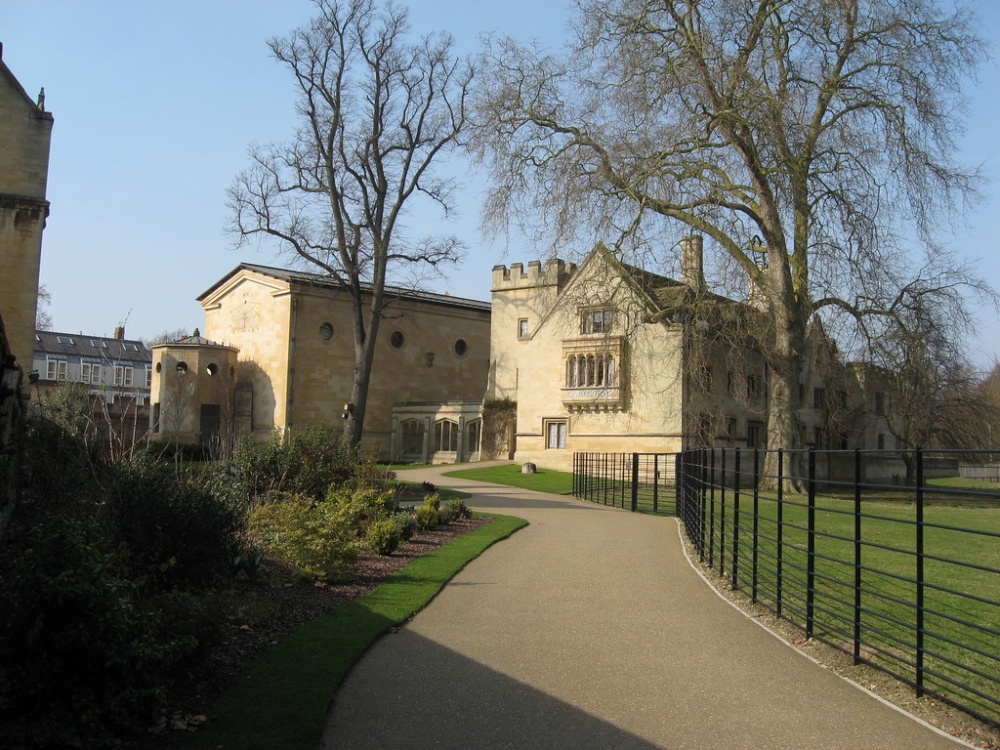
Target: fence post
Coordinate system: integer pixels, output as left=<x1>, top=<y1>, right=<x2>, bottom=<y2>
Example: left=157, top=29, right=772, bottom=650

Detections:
left=776, top=449, right=784, bottom=618
left=732, top=448, right=741, bottom=590
left=806, top=448, right=816, bottom=640
left=915, top=447, right=925, bottom=698
left=752, top=447, right=760, bottom=603
left=631, top=453, right=639, bottom=512
left=653, top=454, right=659, bottom=514
left=718, top=449, right=726, bottom=575
left=853, top=448, right=862, bottom=665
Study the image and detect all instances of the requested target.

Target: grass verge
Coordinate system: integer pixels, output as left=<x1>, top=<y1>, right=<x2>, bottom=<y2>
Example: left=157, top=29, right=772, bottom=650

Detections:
left=444, top=463, right=574, bottom=495
left=187, top=512, right=527, bottom=750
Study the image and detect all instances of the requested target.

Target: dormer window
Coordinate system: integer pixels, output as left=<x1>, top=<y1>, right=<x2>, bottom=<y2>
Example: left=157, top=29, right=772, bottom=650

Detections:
left=580, top=309, right=613, bottom=335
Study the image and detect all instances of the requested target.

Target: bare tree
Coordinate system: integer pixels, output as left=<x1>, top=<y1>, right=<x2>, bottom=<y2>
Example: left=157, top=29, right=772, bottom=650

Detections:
left=474, top=0, right=989, bottom=457
left=866, top=287, right=997, bottom=480
left=34, top=284, right=52, bottom=331
left=229, top=0, right=473, bottom=446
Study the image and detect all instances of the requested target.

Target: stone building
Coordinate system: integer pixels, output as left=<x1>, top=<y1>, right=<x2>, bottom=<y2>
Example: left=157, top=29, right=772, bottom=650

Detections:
left=0, top=45, right=53, bottom=379
left=150, top=264, right=491, bottom=462
left=488, top=240, right=889, bottom=472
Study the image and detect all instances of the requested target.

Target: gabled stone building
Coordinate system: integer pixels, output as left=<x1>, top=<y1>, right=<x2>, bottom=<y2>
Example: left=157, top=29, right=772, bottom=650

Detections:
left=488, top=240, right=889, bottom=472
left=150, top=264, right=492, bottom=462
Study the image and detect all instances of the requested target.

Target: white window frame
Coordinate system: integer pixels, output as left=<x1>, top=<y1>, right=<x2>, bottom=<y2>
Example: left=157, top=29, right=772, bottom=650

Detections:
left=47, top=359, right=68, bottom=381
left=545, top=419, right=568, bottom=449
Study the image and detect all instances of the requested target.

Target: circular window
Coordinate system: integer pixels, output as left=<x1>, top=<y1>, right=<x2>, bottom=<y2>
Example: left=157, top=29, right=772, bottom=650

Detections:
left=206, top=363, right=219, bottom=377
left=454, top=339, right=468, bottom=356
left=390, top=331, right=404, bottom=348
left=319, top=322, right=333, bottom=340
left=176, top=361, right=189, bottom=375
left=155, top=362, right=162, bottom=373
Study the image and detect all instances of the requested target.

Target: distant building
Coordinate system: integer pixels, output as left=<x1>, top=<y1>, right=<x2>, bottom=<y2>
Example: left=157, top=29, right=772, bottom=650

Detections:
left=0, top=44, right=53, bottom=380
left=149, top=264, right=492, bottom=462
left=31, top=327, right=153, bottom=455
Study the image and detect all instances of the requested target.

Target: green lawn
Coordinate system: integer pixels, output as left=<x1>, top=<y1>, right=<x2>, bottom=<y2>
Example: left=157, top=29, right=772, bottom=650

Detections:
left=698, top=489, right=1000, bottom=722
left=444, top=463, right=575, bottom=495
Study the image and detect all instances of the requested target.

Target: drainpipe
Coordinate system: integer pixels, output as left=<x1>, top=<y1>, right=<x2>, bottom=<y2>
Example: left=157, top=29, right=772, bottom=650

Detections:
left=287, top=298, right=297, bottom=432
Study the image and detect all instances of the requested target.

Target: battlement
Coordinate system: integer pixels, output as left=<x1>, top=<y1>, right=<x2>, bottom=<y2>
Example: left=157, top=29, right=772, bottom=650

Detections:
left=492, top=258, right=577, bottom=292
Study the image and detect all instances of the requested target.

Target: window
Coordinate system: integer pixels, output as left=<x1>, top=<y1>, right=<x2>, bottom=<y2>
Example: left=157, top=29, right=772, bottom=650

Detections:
left=727, top=370, right=735, bottom=395
left=746, top=373, right=763, bottom=399
left=399, top=419, right=424, bottom=455
left=434, top=420, right=459, bottom=452
left=390, top=331, right=404, bottom=348
left=747, top=420, right=765, bottom=448
left=319, top=322, right=333, bottom=340
left=91, top=364, right=102, bottom=385
left=725, top=416, right=736, bottom=440
left=454, top=339, right=467, bottom=357
left=698, top=365, right=714, bottom=392
left=206, top=363, right=219, bottom=377
left=46, top=359, right=68, bottom=381
left=56, top=336, right=74, bottom=346
left=838, top=390, right=848, bottom=409
left=580, top=309, right=613, bottom=335
left=145, top=368, right=152, bottom=388
left=466, top=419, right=482, bottom=455
left=517, top=318, right=529, bottom=338
left=874, top=392, right=885, bottom=414
left=813, top=388, right=825, bottom=409
left=115, top=366, right=134, bottom=386
left=176, top=361, right=189, bottom=375
left=877, top=433, right=886, bottom=450
left=813, top=427, right=824, bottom=448
left=152, top=403, right=161, bottom=433
left=545, top=420, right=568, bottom=449
left=565, top=354, right=615, bottom=387
left=81, top=362, right=93, bottom=384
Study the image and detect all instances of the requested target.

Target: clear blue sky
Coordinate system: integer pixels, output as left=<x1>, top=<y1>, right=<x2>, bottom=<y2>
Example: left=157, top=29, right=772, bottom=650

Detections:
left=4, top=1, right=999, bottom=367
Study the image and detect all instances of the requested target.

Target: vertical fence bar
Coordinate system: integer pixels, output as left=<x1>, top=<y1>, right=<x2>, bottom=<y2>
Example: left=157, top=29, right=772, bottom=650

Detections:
left=631, top=453, right=639, bottom=512
left=776, top=449, right=784, bottom=618
left=732, top=448, right=741, bottom=589
left=653, top=454, right=659, bottom=514
left=719, top=449, right=727, bottom=575
left=806, top=448, right=817, bottom=640
left=915, top=447, right=925, bottom=698
left=699, top=451, right=708, bottom=563
left=853, top=448, right=862, bottom=664
left=752, top=448, right=760, bottom=603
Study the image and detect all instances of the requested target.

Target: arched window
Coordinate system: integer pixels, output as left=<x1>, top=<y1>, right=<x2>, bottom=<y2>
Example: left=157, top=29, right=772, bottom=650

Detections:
left=399, top=419, right=424, bottom=455
left=466, top=419, right=482, bottom=456
left=434, top=419, right=458, bottom=452
left=586, top=355, right=596, bottom=386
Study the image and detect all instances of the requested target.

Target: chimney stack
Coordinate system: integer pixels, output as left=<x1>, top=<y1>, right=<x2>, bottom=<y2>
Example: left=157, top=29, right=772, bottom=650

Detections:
left=680, top=235, right=706, bottom=294
left=114, top=326, right=125, bottom=340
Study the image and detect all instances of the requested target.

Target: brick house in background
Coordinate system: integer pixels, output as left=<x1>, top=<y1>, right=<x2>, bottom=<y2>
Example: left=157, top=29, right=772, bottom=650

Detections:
left=31, top=327, right=153, bottom=455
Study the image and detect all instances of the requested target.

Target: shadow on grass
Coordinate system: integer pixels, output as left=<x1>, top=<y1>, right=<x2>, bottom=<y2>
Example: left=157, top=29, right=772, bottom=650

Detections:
left=181, top=514, right=527, bottom=750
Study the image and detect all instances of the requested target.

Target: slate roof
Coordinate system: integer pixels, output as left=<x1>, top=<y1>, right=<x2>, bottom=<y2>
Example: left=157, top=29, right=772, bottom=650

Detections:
left=199, top=263, right=491, bottom=313
left=34, top=330, right=152, bottom=364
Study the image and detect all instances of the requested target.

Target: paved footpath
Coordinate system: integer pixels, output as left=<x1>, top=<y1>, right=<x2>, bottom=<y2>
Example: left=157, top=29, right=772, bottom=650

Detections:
left=321, top=464, right=971, bottom=750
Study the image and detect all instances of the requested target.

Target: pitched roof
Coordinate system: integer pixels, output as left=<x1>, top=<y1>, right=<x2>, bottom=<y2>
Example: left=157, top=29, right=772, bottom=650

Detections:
left=34, top=330, right=152, bottom=364
left=198, top=263, right=491, bottom=313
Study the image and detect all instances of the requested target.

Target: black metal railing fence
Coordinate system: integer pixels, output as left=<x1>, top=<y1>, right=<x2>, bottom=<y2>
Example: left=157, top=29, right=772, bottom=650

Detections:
left=573, top=447, right=1000, bottom=728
